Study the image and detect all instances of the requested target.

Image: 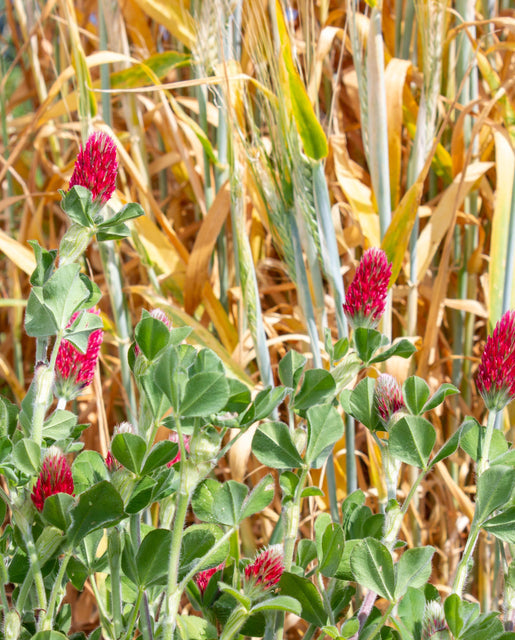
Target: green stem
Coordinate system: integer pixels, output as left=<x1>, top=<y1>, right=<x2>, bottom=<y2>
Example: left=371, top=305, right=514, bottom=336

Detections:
left=219, top=604, right=249, bottom=640
left=31, top=365, right=55, bottom=447
left=163, top=417, right=190, bottom=639
left=88, top=572, right=115, bottom=640
left=25, top=530, right=47, bottom=617
left=108, top=527, right=124, bottom=640
left=40, top=549, right=73, bottom=630
left=478, top=410, right=498, bottom=476
left=124, top=588, right=144, bottom=640
left=178, top=526, right=236, bottom=591
left=361, top=601, right=396, bottom=640
left=452, top=515, right=481, bottom=598
left=275, top=466, right=309, bottom=640
left=317, top=574, right=335, bottom=626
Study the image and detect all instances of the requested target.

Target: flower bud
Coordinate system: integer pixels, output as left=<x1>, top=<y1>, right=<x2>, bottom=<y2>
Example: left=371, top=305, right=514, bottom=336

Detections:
left=476, top=310, right=515, bottom=411
left=58, top=223, right=94, bottom=266
left=195, top=563, right=224, bottom=597
left=374, top=374, right=405, bottom=428
left=243, top=545, right=284, bottom=598
left=421, top=601, right=450, bottom=639
left=31, top=447, right=74, bottom=512
left=343, top=248, right=392, bottom=330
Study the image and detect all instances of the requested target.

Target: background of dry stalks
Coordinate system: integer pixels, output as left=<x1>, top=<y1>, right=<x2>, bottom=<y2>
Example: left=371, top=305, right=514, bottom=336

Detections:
left=0, top=0, right=514, bottom=634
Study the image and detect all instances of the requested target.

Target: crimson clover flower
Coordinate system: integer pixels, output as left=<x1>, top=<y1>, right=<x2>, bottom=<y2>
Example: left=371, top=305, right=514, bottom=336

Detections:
left=342, top=248, right=392, bottom=330
left=375, top=374, right=405, bottom=427
left=31, top=447, right=74, bottom=512
left=243, top=545, right=284, bottom=597
left=195, top=563, right=225, bottom=597
left=476, top=310, right=515, bottom=411
left=69, top=131, right=118, bottom=208
left=167, top=431, right=191, bottom=467
left=55, top=309, right=104, bottom=402
left=421, top=601, right=449, bottom=640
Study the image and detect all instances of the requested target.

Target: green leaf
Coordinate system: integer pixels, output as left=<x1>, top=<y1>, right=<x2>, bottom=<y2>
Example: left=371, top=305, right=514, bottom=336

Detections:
left=32, top=632, right=69, bottom=640
left=176, top=614, right=218, bottom=640
left=444, top=594, right=465, bottom=637
left=296, top=539, right=317, bottom=570
left=36, top=525, right=65, bottom=564
left=140, top=440, right=177, bottom=475
left=278, top=350, right=307, bottom=389
left=64, top=312, right=103, bottom=354
left=126, top=476, right=156, bottom=514
left=429, top=428, right=461, bottom=468
left=394, top=547, right=435, bottom=600
left=42, top=263, right=91, bottom=331
left=96, top=223, right=131, bottom=241
left=106, top=202, right=144, bottom=225
left=28, top=240, right=58, bottom=286
left=42, top=493, right=75, bottom=531
left=225, top=378, right=252, bottom=414
left=252, top=421, right=304, bottom=469
left=111, top=433, right=147, bottom=474
left=278, top=572, right=327, bottom=626
left=240, top=386, right=289, bottom=425
left=319, top=523, right=345, bottom=578
left=293, top=369, right=336, bottom=411
left=251, top=595, right=301, bottom=615
left=402, top=377, right=431, bottom=415
left=43, top=410, right=78, bottom=441
left=179, top=524, right=228, bottom=580
left=482, top=507, right=515, bottom=543
left=212, top=481, right=248, bottom=526
left=353, top=328, right=388, bottom=364
left=341, top=378, right=380, bottom=431
left=135, top=316, right=171, bottom=361
left=180, top=372, right=230, bottom=417
left=67, top=556, right=89, bottom=591
left=305, top=404, right=344, bottom=468
left=389, top=416, right=436, bottom=469
left=476, top=465, right=515, bottom=523
left=60, top=186, right=95, bottom=227
left=136, top=528, right=172, bottom=587
left=68, top=481, right=125, bottom=544
left=460, top=418, right=509, bottom=462
left=350, top=538, right=395, bottom=602
left=369, top=338, right=417, bottom=364
left=240, top=474, right=275, bottom=520
left=25, top=286, right=59, bottom=337
left=13, top=438, right=41, bottom=475
left=421, top=383, right=459, bottom=413
left=72, top=451, right=108, bottom=495
left=397, top=587, right=426, bottom=638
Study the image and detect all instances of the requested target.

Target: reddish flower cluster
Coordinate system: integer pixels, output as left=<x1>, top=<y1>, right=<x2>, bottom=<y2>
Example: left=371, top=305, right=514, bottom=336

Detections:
left=55, top=309, right=104, bottom=401
left=167, top=431, right=191, bottom=467
left=195, top=563, right=224, bottom=596
left=69, top=131, right=118, bottom=207
left=476, top=310, right=515, bottom=411
left=243, top=545, right=284, bottom=595
left=342, top=248, right=392, bottom=330
left=375, top=374, right=405, bottom=427
left=31, top=447, right=74, bottom=512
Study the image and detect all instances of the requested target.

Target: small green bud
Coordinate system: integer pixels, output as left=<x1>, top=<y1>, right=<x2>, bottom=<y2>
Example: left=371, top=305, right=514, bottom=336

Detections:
left=189, top=429, right=220, bottom=464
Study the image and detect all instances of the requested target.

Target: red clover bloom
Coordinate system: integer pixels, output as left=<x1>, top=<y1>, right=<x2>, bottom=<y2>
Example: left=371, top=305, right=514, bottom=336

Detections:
left=343, top=248, right=392, bottom=330
left=476, top=310, right=515, bottom=411
left=243, top=545, right=284, bottom=596
left=55, top=309, right=104, bottom=401
left=375, top=374, right=405, bottom=427
left=69, top=131, right=118, bottom=208
left=195, top=563, right=224, bottom=596
left=31, top=447, right=74, bottom=512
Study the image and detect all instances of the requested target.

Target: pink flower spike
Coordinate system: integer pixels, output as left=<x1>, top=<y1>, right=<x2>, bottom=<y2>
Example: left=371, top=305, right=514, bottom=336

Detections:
left=31, top=447, right=74, bottom=512
left=167, top=432, right=191, bottom=467
left=69, top=132, right=118, bottom=208
left=244, top=545, right=284, bottom=596
left=476, top=310, right=515, bottom=411
left=343, top=248, right=392, bottom=330
left=375, top=374, right=405, bottom=427
left=55, top=309, right=104, bottom=401
left=195, top=563, right=224, bottom=597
